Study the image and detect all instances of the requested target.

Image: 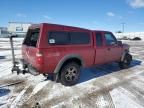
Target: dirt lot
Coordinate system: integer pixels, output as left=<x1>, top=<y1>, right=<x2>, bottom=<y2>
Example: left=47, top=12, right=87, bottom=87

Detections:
left=0, top=38, right=144, bottom=108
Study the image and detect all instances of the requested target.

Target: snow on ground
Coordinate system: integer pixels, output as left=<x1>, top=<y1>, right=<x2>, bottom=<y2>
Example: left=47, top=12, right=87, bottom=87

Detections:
left=0, top=61, right=12, bottom=78
left=110, top=88, right=143, bottom=108
left=0, top=38, right=144, bottom=108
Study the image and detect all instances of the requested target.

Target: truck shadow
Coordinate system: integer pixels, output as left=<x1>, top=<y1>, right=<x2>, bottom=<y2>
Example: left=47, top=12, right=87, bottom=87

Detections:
left=78, top=59, right=142, bottom=84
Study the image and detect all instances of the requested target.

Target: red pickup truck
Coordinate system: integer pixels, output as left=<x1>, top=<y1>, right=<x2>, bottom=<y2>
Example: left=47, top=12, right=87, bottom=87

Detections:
left=21, top=23, right=132, bottom=86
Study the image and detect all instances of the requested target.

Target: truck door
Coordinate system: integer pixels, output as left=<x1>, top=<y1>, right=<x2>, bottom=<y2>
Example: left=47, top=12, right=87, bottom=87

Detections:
left=104, top=32, right=122, bottom=62
left=94, top=32, right=107, bottom=64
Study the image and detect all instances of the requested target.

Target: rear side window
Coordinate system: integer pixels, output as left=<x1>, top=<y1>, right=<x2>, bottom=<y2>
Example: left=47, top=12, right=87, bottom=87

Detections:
left=96, top=33, right=103, bottom=46
left=48, top=31, right=90, bottom=45
left=70, top=32, right=90, bottom=44
left=23, top=28, right=40, bottom=47
left=48, top=31, right=70, bottom=45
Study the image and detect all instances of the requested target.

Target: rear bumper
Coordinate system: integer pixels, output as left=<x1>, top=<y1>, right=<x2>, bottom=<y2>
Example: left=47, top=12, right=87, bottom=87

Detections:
left=20, top=59, right=40, bottom=76
left=28, top=64, right=40, bottom=76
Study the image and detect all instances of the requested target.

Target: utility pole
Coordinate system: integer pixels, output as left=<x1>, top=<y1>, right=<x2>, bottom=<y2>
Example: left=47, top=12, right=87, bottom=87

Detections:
left=121, top=23, right=125, bottom=33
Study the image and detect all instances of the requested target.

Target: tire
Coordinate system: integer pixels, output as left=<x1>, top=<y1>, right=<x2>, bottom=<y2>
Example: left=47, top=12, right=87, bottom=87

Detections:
left=60, top=62, right=80, bottom=86
left=119, top=53, right=132, bottom=69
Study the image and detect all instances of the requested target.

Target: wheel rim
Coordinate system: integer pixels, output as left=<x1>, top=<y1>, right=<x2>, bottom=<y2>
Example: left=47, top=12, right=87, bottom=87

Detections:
left=65, top=66, right=78, bottom=82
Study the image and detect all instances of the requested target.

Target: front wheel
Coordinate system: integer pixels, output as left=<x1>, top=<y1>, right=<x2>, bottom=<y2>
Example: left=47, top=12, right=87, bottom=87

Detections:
left=119, top=53, right=132, bottom=69
left=60, top=62, right=80, bottom=86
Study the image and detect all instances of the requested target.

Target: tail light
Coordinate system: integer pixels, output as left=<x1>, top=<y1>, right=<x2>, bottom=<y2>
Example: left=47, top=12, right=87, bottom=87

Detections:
left=36, top=50, right=44, bottom=65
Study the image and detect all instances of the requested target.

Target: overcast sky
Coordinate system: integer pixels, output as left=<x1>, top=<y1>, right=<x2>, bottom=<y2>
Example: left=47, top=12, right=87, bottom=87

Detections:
left=0, top=0, right=144, bottom=32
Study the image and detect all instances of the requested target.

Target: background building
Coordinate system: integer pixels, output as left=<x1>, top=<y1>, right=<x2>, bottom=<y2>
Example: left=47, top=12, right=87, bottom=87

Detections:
left=8, top=22, right=32, bottom=37
left=0, top=27, right=10, bottom=38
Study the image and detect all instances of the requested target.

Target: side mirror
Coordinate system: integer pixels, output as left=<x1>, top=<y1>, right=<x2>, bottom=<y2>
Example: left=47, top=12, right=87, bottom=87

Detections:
left=118, top=41, right=122, bottom=46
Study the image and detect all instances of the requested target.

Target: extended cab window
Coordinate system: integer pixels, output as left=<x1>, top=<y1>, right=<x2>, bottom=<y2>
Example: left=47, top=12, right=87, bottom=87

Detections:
left=105, top=33, right=117, bottom=45
left=48, top=31, right=70, bottom=45
left=23, top=28, right=40, bottom=47
left=96, top=33, right=103, bottom=46
left=70, top=32, right=90, bottom=44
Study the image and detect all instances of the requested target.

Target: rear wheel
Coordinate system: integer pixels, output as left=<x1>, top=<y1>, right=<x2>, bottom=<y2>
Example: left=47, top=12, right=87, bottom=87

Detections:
left=60, top=62, right=80, bottom=86
left=119, top=53, right=132, bottom=69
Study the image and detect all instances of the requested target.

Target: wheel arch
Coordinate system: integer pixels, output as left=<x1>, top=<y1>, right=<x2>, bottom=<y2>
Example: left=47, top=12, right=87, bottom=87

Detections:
left=54, top=54, right=84, bottom=74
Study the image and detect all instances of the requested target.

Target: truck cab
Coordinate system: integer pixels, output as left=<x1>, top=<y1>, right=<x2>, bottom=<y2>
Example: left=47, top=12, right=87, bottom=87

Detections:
left=94, top=31, right=123, bottom=64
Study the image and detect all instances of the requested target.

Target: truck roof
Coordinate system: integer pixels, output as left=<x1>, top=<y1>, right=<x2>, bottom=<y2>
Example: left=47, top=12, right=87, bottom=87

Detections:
left=93, top=30, right=112, bottom=33
left=29, top=23, right=111, bottom=33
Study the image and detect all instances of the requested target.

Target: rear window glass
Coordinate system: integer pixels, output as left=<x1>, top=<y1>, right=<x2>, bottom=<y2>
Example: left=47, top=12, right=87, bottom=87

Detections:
left=70, top=32, right=90, bottom=44
left=23, top=28, right=40, bottom=47
left=48, top=31, right=70, bottom=45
